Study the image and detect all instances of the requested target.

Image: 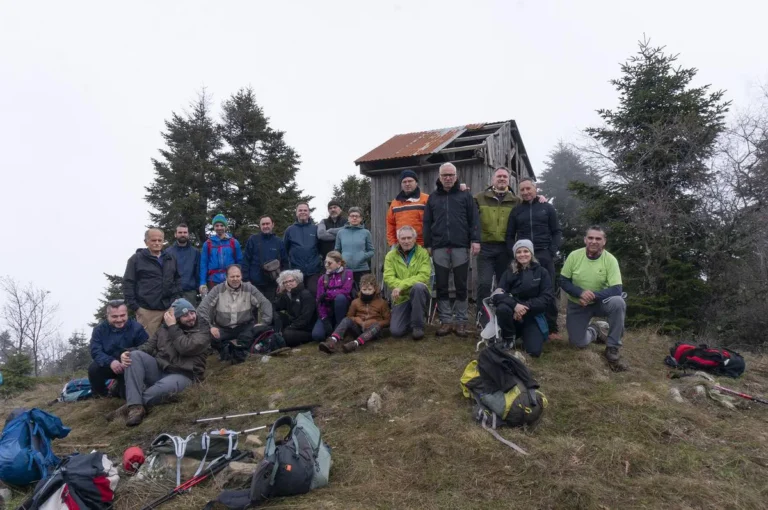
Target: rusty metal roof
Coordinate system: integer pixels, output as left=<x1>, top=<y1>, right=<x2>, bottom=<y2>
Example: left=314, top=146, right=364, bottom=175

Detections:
left=354, top=125, right=473, bottom=163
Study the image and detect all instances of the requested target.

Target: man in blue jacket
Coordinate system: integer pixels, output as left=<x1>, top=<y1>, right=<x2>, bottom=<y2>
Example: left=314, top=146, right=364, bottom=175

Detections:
left=166, top=223, right=200, bottom=305
left=284, top=203, right=323, bottom=296
left=88, top=300, right=148, bottom=397
left=199, top=214, right=242, bottom=295
left=242, top=215, right=288, bottom=301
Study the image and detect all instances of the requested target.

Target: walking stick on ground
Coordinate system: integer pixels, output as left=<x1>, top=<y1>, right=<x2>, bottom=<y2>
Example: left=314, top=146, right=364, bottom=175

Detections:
left=194, top=404, right=320, bottom=423
left=713, top=385, right=768, bottom=406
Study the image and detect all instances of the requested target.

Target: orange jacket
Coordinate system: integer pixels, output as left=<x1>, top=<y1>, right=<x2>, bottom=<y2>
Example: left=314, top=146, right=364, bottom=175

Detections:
left=346, top=294, right=391, bottom=329
left=386, top=191, right=429, bottom=246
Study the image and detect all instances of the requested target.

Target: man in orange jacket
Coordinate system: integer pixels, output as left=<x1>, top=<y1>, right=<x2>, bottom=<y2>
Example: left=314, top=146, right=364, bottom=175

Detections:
left=386, top=170, right=429, bottom=247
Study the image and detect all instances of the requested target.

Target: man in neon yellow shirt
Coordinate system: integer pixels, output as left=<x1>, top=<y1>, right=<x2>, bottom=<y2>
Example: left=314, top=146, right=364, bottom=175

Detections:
left=559, top=226, right=626, bottom=363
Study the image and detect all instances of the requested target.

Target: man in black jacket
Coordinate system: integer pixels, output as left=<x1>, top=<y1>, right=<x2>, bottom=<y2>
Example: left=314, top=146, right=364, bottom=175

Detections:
left=317, top=200, right=346, bottom=258
left=123, top=228, right=183, bottom=336
left=505, top=178, right=562, bottom=338
left=165, top=224, right=200, bottom=305
left=423, top=163, right=480, bottom=338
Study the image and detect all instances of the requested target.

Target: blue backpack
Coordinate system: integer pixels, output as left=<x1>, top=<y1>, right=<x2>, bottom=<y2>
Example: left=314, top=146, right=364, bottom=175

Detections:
left=59, top=378, right=102, bottom=402
left=0, top=408, right=71, bottom=486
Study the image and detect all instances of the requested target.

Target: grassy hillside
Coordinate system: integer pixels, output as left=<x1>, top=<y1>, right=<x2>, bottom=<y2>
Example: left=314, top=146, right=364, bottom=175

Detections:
left=2, top=328, right=768, bottom=509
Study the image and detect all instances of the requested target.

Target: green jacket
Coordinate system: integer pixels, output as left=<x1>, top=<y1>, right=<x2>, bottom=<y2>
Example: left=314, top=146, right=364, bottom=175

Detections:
left=383, top=245, right=432, bottom=305
left=474, top=187, right=520, bottom=244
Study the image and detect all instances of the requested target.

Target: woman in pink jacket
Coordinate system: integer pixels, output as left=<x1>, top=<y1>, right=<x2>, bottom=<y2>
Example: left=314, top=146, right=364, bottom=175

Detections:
left=312, top=251, right=355, bottom=341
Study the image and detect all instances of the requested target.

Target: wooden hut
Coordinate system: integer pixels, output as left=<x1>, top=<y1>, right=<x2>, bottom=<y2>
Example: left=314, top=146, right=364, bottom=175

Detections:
left=355, top=120, right=536, bottom=299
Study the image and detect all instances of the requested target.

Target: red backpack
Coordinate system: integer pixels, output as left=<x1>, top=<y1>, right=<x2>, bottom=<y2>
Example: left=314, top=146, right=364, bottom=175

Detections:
left=205, top=238, right=237, bottom=280
left=665, top=342, right=746, bottom=378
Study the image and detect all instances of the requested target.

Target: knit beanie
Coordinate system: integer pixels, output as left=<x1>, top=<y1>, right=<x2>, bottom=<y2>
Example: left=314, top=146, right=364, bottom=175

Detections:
left=512, top=239, right=535, bottom=256
left=172, top=298, right=196, bottom=318
left=400, top=169, right=418, bottom=182
left=212, top=213, right=227, bottom=227
left=327, top=199, right=342, bottom=210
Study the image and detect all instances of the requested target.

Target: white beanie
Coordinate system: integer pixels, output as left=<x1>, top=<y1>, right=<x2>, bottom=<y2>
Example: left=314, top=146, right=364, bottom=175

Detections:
left=512, top=239, right=535, bottom=255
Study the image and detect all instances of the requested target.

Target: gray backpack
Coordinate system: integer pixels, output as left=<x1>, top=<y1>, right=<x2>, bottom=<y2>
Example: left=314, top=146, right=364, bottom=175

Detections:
left=204, top=411, right=331, bottom=509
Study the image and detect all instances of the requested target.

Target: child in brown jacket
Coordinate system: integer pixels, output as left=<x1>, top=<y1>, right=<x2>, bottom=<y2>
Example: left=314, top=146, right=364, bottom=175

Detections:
left=319, top=274, right=390, bottom=354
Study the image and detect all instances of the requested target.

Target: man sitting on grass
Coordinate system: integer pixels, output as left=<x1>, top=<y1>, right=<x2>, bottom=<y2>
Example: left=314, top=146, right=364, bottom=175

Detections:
left=105, top=298, right=211, bottom=427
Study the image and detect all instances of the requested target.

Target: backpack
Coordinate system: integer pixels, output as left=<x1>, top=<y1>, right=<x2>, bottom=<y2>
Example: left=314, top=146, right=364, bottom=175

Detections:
left=18, top=452, right=119, bottom=510
left=147, top=429, right=239, bottom=486
left=204, top=411, right=332, bottom=509
left=665, top=342, right=746, bottom=378
left=460, top=345, right=547, bottom=447
left=250, top=330, right=288, bottom=355
left=206, top=237, right=238, bottom=280
left=0, top=408, right=71, bottom=486
left=57, top=378, right=113, bottom=403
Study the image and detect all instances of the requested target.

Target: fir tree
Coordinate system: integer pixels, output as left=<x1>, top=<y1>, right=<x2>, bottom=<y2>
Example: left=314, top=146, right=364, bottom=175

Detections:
left=145, top=91, right=221, bottom=244
left=216, top=87, right=312, bottom=239
left=91, top=273, right=134, bottom=327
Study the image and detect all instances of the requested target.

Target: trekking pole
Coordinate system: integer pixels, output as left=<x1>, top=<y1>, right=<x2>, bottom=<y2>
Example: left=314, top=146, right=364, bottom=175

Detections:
left=712, top=385, right=768, bottom=406
left=193, top=404, right=319, bottom=423
left=141, top=449, right=253, bottom=510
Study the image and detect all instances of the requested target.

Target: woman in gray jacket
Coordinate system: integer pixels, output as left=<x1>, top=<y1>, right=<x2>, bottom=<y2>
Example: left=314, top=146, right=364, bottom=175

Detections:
left=334, top=207, right=374, bottom=287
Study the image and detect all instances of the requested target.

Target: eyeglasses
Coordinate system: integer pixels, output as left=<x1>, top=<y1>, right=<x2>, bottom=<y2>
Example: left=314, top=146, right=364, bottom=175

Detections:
left=439, top=174, right=456, bottom=178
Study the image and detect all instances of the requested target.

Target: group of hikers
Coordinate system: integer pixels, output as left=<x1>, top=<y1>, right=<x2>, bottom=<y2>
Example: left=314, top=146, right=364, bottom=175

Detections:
left=89, top=163, right=626, bottom=427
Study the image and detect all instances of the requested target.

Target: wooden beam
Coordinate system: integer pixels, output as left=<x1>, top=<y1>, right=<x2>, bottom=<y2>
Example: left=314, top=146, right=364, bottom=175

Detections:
left=361, top=157, right=482, bottom=175
left=438, top=143, right=485, bottom=154
left=453, top=134, right=489, bottom=142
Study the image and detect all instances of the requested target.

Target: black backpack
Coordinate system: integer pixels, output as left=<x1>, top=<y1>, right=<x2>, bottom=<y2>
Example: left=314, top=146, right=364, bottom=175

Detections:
left=665, top=342, right=746, bottom=378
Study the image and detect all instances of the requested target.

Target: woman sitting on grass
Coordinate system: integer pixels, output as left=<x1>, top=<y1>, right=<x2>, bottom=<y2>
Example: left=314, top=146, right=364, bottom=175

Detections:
left=491, top=239, right=553, bottom=357
left=272, top=270, right=317, bottom=347
left=311, top=251, right=355, bottom=341
left=319, top=273, right=390, bottom=354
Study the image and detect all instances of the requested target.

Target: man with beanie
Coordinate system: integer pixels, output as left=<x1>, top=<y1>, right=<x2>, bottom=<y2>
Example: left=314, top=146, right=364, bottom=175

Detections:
left=199, top=214, right=242, bottom=295
left=505, top=178, right=562, bottom=338
left=317, top=200, right=346, bottom=258
left=106, top=298, right=211, bottom=427
left=386, top=169, right=430, bottom=247
left=123, top=228, right=183, bottom=336
left=242, top=215, right=288, bottom=301
left=423, top=163, right=480, bottom=338
left=284, top=203, right=323, bottom=296
left=560, top=226, right=626, bottom=366
left=166, top=223, right=200, bottom=305
left=474, top=167, right=521, bottom=326
left=88, top=299, right=148, bottom=398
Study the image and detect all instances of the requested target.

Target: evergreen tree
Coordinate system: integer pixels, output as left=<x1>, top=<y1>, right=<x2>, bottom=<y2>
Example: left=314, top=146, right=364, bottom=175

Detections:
left=54, top=331, right=90, bottom=374
left=0, top=352, right=34, bottom=396
left=538, top=144, right=598, bottom=253
left=90, top=273, right=134, bottom=327
left=577, top=39, right=730, bottom=332
left=216, top=87, right=312, bottom=239
left=145, top=91, right=222, bottom=244
left=330, top=175, right=372, bottom=223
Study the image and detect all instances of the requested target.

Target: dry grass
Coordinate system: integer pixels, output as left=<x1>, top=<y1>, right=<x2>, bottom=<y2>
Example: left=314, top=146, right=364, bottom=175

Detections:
left=3, top=329, right=768, bottom=509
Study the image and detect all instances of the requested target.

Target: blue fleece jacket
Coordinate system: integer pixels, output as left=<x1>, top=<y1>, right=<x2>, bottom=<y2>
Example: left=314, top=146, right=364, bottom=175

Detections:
left=166, top=242, right=200, bottom=291
left=335, top=224, right=374, bottom=272
left=242, top=233, right=288, bottom=285
left=283, top=221, right=322, bottom=277
left=90, top=319, right=148, bottom=367
left=200, top=234, right=243, bottom=286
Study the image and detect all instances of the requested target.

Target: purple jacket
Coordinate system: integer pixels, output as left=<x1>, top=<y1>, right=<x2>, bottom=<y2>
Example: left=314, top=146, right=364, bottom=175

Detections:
left=316, top=268, right=355, bottom=319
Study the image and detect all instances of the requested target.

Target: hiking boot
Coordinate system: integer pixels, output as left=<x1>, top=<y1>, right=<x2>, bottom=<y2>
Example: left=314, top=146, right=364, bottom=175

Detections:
left=592, top=321, right=609, bottom=344
left=604, top=346, right=620, bottom=364
left=125, top=405, right=146, bottom=427
left=436, top=323, right=453, bottom=337
left=318, top=338, right=338, bottom=354
left=342, top=340, right=359, bottom=353
left=412, top=327, right=425, bottom=341
left=104, top=404, right=129, bottom=423
left=454, top=324, right=469, bottom=338
left=548, top=332, right=563, bottom=341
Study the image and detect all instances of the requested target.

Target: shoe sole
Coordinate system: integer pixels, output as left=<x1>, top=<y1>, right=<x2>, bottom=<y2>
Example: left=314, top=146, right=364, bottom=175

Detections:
left=318, top=345, right=335, bottom=354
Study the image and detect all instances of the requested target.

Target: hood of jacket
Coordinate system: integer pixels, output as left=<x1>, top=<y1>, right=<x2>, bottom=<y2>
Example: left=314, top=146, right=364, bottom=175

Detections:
left=435, top=179, right=461, bottom=194
left=395, top=186, right=423, bottom=201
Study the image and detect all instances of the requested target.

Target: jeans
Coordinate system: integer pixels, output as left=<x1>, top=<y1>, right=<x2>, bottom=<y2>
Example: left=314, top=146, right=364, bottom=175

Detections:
left=496, top=303, right=546, bottom=357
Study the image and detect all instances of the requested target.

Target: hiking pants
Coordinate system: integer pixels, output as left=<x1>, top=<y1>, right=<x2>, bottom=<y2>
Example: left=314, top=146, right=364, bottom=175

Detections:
left=535, top=249, right=559, bottom=333
left=273, top=312, right=313, bottom=347
left=124, top=350, right=193, bottom=407
left=566, top=296, right=626, bottom=348
left=87, top=361, right=125, bottom=398
left=332, top=317, right=382, bottom=344
left=390, top=283, right=429, bottom=337
left=496, top=303, right=546, bottom=357
left=476, top=243, right=510, bottom=325
left=136, top=308, right=165, bottom=336
left=213, top=321, right=256, bottom=352
left=311, top=295, right=350, bottom=341
left=433, top=247, right=469, bottom=325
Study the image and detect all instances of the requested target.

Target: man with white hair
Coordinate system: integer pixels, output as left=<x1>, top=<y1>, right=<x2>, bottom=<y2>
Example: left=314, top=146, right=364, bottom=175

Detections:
left=423, top=163, right=480, bottom=337
left=383, top=225, right=432, bottom=340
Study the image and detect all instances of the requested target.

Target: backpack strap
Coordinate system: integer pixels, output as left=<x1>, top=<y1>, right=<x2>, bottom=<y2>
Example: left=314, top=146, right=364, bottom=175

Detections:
left=151, top=433, right=194, bottom=486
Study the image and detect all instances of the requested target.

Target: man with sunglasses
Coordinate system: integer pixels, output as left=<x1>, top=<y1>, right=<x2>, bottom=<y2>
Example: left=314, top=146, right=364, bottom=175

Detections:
left=88, top=299, right=148, bottom=398
left=423, top=162, right=480, bottom=338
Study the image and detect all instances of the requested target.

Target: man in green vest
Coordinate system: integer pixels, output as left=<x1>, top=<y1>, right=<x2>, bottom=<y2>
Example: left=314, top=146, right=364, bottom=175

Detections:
left=474, top=167, right=520, bottom=326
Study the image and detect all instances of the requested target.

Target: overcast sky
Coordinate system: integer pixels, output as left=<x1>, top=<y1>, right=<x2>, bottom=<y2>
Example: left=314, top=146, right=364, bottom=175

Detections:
left=1, top=0, right=766, bottom=339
